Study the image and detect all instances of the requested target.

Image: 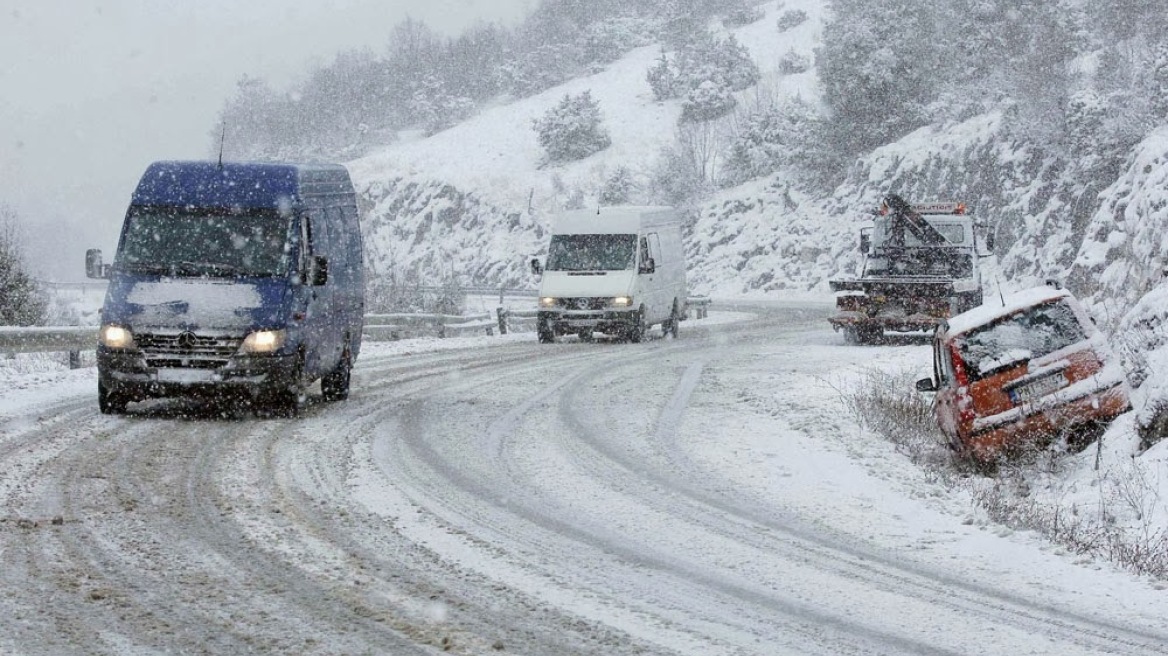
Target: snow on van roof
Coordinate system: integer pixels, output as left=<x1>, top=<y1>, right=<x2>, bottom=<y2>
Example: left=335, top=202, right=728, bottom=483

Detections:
left=945, top=286, right=1072, bottom=336
left=551, top=205, right=676, bottom=234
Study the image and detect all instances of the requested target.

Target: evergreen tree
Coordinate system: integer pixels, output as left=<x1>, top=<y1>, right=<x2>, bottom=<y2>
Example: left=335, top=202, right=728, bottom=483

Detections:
left=532, top=91, right=613, bottom=164
left=816, top=0, right=945, bottom=164
left=600, top=166, right=638, bottom=204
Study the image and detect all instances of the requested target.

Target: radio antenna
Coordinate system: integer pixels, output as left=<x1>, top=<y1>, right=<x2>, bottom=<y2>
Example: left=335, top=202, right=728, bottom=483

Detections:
left=217, top=121, right=227, bottom=168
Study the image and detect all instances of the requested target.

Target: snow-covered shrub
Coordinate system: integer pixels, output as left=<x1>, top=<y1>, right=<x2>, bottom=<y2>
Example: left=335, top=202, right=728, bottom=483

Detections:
left=722, top=97, right=818, bottom=185
left=776, top=8, right=808, bottom=31
left=499, top=43, right=584, bottom=97
left=777, top=49, right=810, bottom=75
left=839, top=369, right=949, bottom=466
left=647, top=51, right=680, bottom=101
left=600, top=166, right=638, bottom=205
left=409, top=75, right=476, bottom=136
left=1153, top=43, right=1168, bottom=120
left=722, top=1, right=765, bottom=28
left=532, top=90, right=612, bottom=164
left=647, top=31, right=760, bottom=105
left=648, top=123, right=720, bottom=210
left=581, top=17, right=657, bottom=65
left=681, top=79, right=737, bottom=123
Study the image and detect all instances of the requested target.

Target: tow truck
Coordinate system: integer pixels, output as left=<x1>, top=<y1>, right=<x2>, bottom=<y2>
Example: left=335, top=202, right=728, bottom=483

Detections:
left=828, top=195, right=992, bottom=344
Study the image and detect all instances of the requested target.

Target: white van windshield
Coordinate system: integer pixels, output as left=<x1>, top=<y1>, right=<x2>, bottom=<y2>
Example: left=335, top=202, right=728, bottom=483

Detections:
left=546, top=234, right=637, bottom=271
left=116, top=208, right=293, bottom=278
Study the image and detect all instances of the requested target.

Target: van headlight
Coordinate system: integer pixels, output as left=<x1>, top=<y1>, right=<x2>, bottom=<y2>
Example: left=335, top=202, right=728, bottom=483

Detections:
left=240, top=329, right=286, bottom=354
left=99, top=324, right=135, bottom=349
left=612, top=296, right=633, bottom=307
left=539, top=297, right=557, bottom=307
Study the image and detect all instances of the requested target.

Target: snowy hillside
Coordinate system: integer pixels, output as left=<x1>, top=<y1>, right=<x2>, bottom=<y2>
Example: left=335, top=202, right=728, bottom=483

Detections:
left=346, top=0, right=825, bottom=290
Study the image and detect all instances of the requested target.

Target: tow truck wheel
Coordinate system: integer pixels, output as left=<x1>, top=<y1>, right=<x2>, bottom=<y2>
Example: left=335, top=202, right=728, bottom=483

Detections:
left=98, top=381, right=128, bottom=415
left=538, top=322, right=555, bottom=344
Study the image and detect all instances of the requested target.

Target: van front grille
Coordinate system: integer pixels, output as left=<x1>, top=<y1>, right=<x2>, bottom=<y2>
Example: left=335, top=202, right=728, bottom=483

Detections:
left=137, top=332, right=242, bottom=367
left=557, top=297, right=609, bottom=310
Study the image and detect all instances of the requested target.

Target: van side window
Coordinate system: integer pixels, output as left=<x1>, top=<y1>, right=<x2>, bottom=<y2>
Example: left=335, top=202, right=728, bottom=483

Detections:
left=300, top=215, right=313, bottom=270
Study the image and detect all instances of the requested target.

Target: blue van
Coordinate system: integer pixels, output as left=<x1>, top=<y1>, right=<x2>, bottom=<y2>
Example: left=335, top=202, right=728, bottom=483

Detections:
left=86, top=161, right=364, bottom=415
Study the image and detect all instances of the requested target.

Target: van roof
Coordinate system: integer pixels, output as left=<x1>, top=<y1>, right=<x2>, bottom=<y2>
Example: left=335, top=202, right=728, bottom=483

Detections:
left=130, top=161, right=352, bottom=209
left=551, top=205, right=677, bottom=235
left=944, top=286, right=1072, bottom=337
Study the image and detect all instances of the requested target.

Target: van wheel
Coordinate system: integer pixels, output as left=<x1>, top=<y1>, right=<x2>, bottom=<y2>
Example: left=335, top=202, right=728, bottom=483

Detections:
left=98, top=381, right=128, bottom=415
left=321, top=347, right=352, bottom=402
left=662, top=301, right=680, bottom=339
left=627, top=308, right=647, bottom=343
left=269, top=353, right=307, bottom=417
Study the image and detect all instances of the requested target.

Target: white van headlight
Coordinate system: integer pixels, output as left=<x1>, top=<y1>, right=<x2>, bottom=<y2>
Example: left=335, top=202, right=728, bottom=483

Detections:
left=240, top=329, right=286, bottom=354
left=539, top=296, right=557, bottom=307
left=99, top=324, right=135, bottom=349
left=612, top=296, right=633, bottom=307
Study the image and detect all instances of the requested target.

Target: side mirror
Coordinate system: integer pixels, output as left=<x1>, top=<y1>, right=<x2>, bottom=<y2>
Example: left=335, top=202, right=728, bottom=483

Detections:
left=312, top=256, right=329, bottom=286
left=985, top=232, right=996, bottom=253
left=640, top=257, right=656, bottom=274
left=85, top=249, right=106, bottom=279
left=859, top=233, right=871, bottom=255
left=530, top=258, right=543, bottom=275
left=915, top=377, right=938, bottom=393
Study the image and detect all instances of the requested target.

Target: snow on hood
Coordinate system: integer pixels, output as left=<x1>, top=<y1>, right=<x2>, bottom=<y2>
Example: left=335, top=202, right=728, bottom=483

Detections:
left=125, top=279, right=264, bottom=328
left=538, top=270, right=634, bottom=298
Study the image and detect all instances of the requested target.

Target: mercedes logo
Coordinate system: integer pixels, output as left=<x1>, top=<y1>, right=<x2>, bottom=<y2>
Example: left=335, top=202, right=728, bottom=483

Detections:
left=176, top=331, right=197, bottom=350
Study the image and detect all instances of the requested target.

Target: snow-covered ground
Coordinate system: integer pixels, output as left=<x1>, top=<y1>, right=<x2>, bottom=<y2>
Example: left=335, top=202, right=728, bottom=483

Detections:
left=2, top=305, right=1166, bottom=654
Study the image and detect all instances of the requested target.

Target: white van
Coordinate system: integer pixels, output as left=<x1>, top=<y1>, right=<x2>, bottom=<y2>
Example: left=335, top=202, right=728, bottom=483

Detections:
left=530, top=206, right=687, bottom=343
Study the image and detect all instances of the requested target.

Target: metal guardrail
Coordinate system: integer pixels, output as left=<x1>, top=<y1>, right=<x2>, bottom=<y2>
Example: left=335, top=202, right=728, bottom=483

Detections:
left=0, top=297, right=713, bottom=367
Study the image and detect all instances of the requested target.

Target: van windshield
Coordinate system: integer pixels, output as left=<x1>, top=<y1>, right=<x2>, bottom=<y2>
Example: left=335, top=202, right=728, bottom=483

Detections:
left=116, top=207, right=293, bottom=278
left=546, top=234, right=636, bottom=271
left=955, top=299, right=1087, bottom=379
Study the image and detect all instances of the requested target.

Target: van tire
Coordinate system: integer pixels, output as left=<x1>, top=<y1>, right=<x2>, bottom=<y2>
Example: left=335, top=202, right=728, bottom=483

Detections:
left=663, top=301, right=680, bottom=339
left=627, top=308, right=647, bottom=343
left=98, top=381, right=128, bottom=415
left=269, top=352, right=307, bottom=417
left=321, top=346, right=352, bottom=402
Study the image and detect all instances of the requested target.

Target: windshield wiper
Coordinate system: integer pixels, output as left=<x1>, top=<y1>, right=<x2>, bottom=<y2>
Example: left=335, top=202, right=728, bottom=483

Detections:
left=171, top=261, right=246, bottom=277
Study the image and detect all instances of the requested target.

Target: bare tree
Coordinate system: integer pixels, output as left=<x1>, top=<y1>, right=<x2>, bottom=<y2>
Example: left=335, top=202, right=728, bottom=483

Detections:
left=0, top=205, right=48, bottom=326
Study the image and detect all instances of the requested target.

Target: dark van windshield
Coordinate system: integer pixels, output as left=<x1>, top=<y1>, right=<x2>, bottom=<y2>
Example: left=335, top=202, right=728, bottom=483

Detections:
left=955, top=299, right=1087, bottom=379
left=546, top=234, right=636, bottom=271
left=116, top=208, right=293, bottom=278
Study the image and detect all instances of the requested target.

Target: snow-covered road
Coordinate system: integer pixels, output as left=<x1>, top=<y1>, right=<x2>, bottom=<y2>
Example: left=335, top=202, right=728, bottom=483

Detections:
left=1, top=302, right=1166, bottom=655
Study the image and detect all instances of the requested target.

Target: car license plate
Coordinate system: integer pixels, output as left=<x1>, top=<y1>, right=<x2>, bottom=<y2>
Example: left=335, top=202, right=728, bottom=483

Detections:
left=1009, top=373, right=1065, bottom=404
left=156, top=368, right=215, bottom=383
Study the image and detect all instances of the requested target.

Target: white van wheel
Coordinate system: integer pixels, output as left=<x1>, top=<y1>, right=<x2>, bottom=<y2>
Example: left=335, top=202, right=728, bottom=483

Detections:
left=663, top=301, right=680, bottom=339
left=627, top=308, right=647, bottom=343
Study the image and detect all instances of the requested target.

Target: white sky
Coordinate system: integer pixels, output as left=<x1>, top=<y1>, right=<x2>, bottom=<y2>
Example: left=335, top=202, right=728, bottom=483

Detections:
left=0, top=0, right=532, bottom=280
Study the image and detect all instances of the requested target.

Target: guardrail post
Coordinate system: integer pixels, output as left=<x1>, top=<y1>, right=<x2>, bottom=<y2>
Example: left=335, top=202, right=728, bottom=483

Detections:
left=496, top=307, right=509, bottom=335
left=437, top=320, right=446, bottom=339
left=68, top=350, right=81, bottom=369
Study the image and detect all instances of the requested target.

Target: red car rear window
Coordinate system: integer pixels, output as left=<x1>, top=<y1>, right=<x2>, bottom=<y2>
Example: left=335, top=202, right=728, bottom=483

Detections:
left=953, top=299, right=1087, bottom=381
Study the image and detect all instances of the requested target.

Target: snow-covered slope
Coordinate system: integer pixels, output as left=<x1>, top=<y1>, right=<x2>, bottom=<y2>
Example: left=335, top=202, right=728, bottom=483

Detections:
left=346, top=0, right=825, bottom=289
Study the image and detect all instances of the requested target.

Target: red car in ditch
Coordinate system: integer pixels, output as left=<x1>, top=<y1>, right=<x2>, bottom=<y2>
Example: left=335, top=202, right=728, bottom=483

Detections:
left=916, top=286, right=1131, bottom=462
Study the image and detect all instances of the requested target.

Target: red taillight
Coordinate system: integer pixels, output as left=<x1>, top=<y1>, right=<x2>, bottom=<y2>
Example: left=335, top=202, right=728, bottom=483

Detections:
left=950, top=343, right=969, bottom=387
